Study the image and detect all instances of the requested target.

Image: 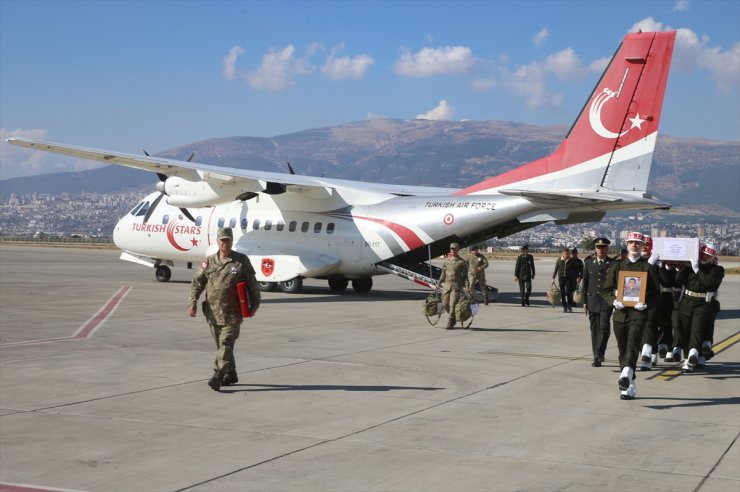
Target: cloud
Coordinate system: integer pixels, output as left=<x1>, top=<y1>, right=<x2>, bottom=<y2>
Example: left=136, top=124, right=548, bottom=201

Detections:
left=629, top=17, right=739, bottom=93
left=244, top=45, right=311, bottom=92
left=472, top=77, right=497, bottom=92
left=416, top=100, right=455, bottom=120
left=394, top=46, right=475, bottom=77
left=0, top=129, right=103, bottom=180
left=320, top=43, right=374, bottom=80
left=545, top=47, right=588, bottom=80
left=673, top=0, right=689, bottom=12
left=533, top=28, right=550, bottom=46
left=222, top=46, right=244, bottom=80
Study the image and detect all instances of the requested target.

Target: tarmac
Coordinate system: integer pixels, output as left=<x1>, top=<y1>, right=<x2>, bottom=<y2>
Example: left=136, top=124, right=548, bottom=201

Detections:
left=0, top=244, right=738, bottom=492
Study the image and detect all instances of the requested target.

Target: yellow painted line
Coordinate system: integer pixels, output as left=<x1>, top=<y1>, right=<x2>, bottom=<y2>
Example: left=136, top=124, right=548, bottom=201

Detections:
left=652, top=331, right=740, bottom=381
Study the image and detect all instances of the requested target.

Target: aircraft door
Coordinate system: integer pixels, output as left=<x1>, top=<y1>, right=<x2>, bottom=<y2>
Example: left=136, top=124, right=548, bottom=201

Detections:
left=337, top=220, right=363, bottom=263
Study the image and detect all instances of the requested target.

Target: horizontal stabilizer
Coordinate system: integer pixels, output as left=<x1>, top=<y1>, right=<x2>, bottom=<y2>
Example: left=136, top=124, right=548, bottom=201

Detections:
left=499, top=189, right=622, bottom=205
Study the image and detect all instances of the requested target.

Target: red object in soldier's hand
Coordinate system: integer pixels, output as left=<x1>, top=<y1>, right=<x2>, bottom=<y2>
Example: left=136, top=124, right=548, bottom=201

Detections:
left=236, top=281, right=253, bottom=317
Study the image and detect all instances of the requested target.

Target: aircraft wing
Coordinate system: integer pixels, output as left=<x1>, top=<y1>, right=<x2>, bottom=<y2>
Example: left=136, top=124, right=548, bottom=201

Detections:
left=6, top=137, right=457, bottom=199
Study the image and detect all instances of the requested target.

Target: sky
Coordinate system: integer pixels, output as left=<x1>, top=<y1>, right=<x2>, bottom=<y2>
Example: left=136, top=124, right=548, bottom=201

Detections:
left=1, top=0, right=738, bottom=180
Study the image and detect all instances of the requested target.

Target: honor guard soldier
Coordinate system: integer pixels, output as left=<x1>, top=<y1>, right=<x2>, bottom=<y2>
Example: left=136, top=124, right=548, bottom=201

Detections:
left=640, top=236, right=677, bottom=368
left=468, top=245, right=490, bottom=305
left=602, top=232, right=661, bottom=400
left=514, top=245, right=535, bottom=306
left=188, top=227, right=261, bottom=391
left=674, top=242, right=724, bottom=372
left=436, top=242, right=470, bottom=329
left=582, top=237, right=613, bottom=367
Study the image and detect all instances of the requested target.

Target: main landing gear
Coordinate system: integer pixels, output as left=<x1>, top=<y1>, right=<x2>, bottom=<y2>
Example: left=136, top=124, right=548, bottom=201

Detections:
left=258, top=276, right=374, bottom=294
left=155, top=265, right=171, bottom=282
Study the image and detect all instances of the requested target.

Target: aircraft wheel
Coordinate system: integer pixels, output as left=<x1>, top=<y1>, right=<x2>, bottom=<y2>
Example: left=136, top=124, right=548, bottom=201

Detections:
left=328, top=276, right=349, bottom=292
left=280, top=277, right=303, bottom=294
left=352, top=277, right=373, bottom=293
left=155, top=265, right=171, bottom=282
left=259, top=281, right=278, bottom=292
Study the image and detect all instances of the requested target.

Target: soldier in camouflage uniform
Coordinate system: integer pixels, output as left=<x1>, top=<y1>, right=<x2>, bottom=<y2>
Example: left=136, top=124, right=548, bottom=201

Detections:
left=436, top=242, right=470, bottom=329
left=188, top=227, right=261, bottom=391
left=468, top=245, right=490, bottom=305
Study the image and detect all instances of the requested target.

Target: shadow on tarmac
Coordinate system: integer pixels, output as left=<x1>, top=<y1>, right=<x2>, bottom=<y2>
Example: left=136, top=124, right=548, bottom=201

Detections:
left=220, top=383, right=444, bottom=394
left=643, top=395, right=740, bottom=410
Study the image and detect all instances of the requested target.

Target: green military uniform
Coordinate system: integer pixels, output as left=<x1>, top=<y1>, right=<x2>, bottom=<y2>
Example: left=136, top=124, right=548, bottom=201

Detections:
left=438, top=247, right=470, bottom=329
left=190, top=250, right=260, bottom=382
left=468, top=249, right=490, bottom=305
left=514, top=246, right=535, bottom=306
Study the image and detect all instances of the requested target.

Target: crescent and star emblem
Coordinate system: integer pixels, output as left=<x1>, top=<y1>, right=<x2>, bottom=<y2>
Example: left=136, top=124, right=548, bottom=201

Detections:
left=588, top=68, right=647, bottom=139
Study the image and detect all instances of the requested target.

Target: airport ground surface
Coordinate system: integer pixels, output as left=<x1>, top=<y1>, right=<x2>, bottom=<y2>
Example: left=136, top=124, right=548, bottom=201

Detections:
left=1, top=245, right=738, bottom=492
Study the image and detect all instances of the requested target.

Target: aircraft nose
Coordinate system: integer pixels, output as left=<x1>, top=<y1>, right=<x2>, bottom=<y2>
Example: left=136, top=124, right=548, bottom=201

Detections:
left=113, top=216, right=126, bottom=250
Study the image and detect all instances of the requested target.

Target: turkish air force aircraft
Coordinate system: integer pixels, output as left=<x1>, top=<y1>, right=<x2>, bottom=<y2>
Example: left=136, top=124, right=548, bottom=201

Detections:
left=8, top=31, right=676, bottom=294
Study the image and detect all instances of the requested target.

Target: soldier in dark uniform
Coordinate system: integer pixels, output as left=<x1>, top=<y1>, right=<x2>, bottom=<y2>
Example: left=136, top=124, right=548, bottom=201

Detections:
left=602, top=231, right=661, bottom=400
left=468, top=245, right=490, bottom=305
left=640, top=236, right=678, bottom=368
left=436, top=242, right=470, bottom=329
left=188, top=227, right=261, bottom=391
left=514, top=245, right=535, bottom=306
left=582, top=237, right=613, bottom=367
left=674, top=242, right=724, bottom=372
left=552, top=248, right=579, bottom=313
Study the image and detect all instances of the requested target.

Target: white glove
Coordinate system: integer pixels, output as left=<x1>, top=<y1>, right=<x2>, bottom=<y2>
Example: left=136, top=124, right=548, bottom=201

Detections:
left=634, top=302, right=647, bottom=311
left=613, top=300, right=625, bottom=310
left=648, top=252, right=660, bottom=265
left=691, top=258, right=699, bottom=274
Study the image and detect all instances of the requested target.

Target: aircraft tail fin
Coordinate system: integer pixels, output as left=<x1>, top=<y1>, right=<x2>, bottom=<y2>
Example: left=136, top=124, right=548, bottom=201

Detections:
left=458, top=31, right=676, bottom=196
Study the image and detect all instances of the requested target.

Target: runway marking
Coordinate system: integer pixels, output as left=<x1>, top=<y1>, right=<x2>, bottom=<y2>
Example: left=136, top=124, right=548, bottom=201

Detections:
left=650, top=331, right=740, bottom=382
left=0, top=482, right=86, bottom=492
left=0, top=286, right=131, bottom=348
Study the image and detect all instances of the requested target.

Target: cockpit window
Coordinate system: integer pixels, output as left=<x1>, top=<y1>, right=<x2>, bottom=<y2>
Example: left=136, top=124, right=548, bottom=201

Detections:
left=130, top=201, right=145, bottom=216
left=135, top=201, right=151, bottom=217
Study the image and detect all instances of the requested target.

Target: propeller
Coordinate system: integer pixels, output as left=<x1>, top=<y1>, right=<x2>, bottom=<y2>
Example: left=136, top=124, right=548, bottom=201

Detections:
left=141, top=149, right=197, bottom=224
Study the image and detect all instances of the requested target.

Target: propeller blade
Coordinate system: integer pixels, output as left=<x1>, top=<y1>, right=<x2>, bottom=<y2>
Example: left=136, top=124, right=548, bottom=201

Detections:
left=180, top=207, right=196, bottom=222
left=143, top=192, right=165, bottom=224
left=187, top=151, right=196, bottom=162
left=286, top=161, right=296, bottom=175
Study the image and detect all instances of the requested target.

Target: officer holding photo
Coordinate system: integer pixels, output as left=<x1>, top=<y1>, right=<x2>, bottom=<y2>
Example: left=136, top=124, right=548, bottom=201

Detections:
left=582, top=237, right=613, bottom=367
left=601, top=232, right=660, bottom=400
left=188, top=227, right=261, bottom=392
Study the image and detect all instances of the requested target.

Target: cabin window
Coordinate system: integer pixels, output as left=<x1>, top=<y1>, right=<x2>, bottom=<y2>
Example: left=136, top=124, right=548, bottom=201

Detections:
left=253, top=219, right=260, bottom=230
left=276, top=220, right=285, bottom=231
left=327, top=223, right=335, bottom=234
left=289, top=221, right=297, bottom=232
left=240, top=218, right=248, bottom=230
left=217, top=217, right=225, bottom=227
left=264, top=220, right=272, bottom=231
left=162, top=215, right=169, bottom=224
left=195, top=216, right=203, bottom=226
left=229, top=218, right=237, bottom=228
left=314, top=222, right=322, bottom=233
left=301, top=221, right=309, bottom=233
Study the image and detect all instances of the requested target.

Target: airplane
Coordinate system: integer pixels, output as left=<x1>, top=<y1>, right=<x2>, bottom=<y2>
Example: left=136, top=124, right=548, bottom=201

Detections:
left=7, top=31, right=676, bottom=294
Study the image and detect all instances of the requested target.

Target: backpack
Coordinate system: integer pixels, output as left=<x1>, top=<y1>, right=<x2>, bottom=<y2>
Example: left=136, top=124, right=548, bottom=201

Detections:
left=455, top=293, right=473, bottom=322
left=422, top=291, right=443, bottom=316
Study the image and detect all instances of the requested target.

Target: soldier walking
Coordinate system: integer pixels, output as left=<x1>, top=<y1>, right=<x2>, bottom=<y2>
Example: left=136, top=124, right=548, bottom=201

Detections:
left=436, top=242, right=470, bottom=329
left=582, top=237, right=613, bottom=367
left=188, top=227, right=261, bottom=391
left=514, top=245, right=535, bottom=306
left=468, top=245, right=490, bottom=305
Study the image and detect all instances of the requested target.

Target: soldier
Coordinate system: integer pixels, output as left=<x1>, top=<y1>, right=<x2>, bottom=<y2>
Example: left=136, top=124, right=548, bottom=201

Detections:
left=570, top=248, right=584, bottom=308
left=468, top=245, right=490, bottom=305
left=552, top=247, right=579, bottom=313
left=514, top=244, right=535, bottom=306
left=639, top=236, right=676, bottom=369
left=582, top=237, right=613, bottom=367
left=673, top=242, right=724, bottom=372
left=436, top=242, right=470, bottom=329
left=602, top=231, right=660, bottom=400
left=188, top=227, right=261, bottom=391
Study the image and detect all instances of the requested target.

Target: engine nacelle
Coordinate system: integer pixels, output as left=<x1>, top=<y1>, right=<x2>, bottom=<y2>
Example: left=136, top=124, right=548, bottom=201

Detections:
left=156, top=177, right=243, bottom=207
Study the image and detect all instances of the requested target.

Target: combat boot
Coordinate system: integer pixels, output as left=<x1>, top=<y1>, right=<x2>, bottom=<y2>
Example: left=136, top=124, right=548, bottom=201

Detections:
left=701, top=340, right=713, bottom=356
left=687, top=348, right=699, bottom=368
left=222, top=373, right=239, bottom=386
left=658, top=343, right=668, bottom=358
left=446, top=316, right=456, bottom=330
left=618, top=367, right=633, bottom=391
left=208, top=371, right=222, bottom=391
left=620, top=380, right=637, bottom=400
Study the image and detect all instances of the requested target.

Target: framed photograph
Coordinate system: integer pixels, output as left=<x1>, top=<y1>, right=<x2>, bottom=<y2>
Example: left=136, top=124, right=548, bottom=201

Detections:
left=617, top=271, right=647, bottom=307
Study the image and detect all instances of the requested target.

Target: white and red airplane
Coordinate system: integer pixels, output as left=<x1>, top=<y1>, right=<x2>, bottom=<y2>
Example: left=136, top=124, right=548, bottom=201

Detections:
left=7, top=31, right=676, bottom=294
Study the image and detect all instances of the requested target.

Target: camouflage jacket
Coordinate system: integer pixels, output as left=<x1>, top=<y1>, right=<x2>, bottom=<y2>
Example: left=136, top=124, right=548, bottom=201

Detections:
left=189, top=251, right=261, bottom=325
left=439, top=256, right=470, bottom=292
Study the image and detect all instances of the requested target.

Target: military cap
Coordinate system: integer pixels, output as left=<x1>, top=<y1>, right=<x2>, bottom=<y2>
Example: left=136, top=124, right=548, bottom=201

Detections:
left=449, top=242, right=460, bottom=250
left=521, top=244, right=529, bottom=250
left=593, top=237, right=610, bottom=247
left=217, top=227, right=233, bottom=240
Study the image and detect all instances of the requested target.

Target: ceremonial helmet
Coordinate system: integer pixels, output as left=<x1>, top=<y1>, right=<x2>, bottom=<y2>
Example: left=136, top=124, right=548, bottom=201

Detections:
left=643, top=235, right=653, bottom=255
left=700, top=242, right=718, bottom=257
left=626, top=231, right=645, bottom=243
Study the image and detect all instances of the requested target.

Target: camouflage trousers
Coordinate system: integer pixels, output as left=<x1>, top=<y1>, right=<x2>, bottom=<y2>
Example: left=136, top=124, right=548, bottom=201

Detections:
left=209, top=322, right=241, bottom=376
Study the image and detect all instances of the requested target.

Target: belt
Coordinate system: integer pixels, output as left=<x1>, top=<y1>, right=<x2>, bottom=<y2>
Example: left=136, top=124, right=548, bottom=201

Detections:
left=685, top=289, right=715, bottom=298
left=660, top=287, right=675, bottom=293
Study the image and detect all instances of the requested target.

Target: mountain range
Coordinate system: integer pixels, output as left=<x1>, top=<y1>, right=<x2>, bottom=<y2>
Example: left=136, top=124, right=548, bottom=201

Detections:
left=2, top=119, right=738, bottom=215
